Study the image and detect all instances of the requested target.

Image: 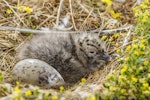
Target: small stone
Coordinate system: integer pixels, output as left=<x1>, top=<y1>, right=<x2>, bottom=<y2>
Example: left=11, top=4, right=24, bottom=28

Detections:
left=12, top=59, right=65, bottom=88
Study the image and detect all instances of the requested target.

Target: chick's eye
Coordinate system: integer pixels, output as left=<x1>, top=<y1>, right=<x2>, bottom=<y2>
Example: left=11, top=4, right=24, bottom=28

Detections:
left=89, top=51, right=96, bottom=55
left=90, top=51, right=95, bottom=53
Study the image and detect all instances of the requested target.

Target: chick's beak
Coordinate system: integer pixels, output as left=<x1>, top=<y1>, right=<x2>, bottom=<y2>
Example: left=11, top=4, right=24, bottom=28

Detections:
left=92, top=53, right=112, bottom=63
left=101, top=53, right=112, bottom=62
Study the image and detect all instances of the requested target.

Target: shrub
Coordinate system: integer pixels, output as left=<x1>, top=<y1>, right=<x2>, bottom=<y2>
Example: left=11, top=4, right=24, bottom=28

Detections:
left=102, top=0, right=150, bottom=99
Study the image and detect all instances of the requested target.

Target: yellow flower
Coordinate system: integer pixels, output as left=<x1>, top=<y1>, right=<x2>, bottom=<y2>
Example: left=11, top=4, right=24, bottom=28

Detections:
left=110, top=10, right=121, bottom=19
left=143, top=90, right=150, bottom=95
left=121, top=65, right=127, bottom=74
left=52, top=95, right=57, bottom=100
left=89, top=96, right=95, bottom=100
left=142, top=15, right=148, bottom=22
left=139, top=43, right=145, bottom=49
left=101, top=0, right=112, bottom=6
left=14, top=87, right=21, bottom=93
left=132, top=77, right=138, bottom=83
left=16, top=81, right=20, bottom=85
left=132, top=44, right=138, bottom=48
left=126, top=45, right=131, bottom=51
left=143, top=83, right=149, bottom=88
left=143, top=61, right=149, bottom=66
left=141, top=39, right=147, bottom=44
left=6, top=9, right=12, bottom=14
left=118, top=75, right=125, bottom=82
left=139, top=66, right=143, bottom=71
left=19, top=6, right=26, bottom=11
left=140, top=51, right=145, bottom=55
left=25, top=90, right=32, bottom=97
left=80, top=78, right=86, bottom=84
left=19, top=6, right=33, bottom=14
left=139, top=3, right=148, bottom=9
left=121, top=89, right=126, bottom=94
left=24, top=7, right=33, bottom=14
left=144, top=0, right=149, bottom=4
left=59, top=86, right=64, bottom=91
left=109, top=86, right=116, bottom=91
left=106, top=73, right=113, bottom=79
left=134, top=51, right=140, bottom=56
left=116, top=49, right=121, bottom=53
left=89, top=97, right=95, bottom=100
left=133, top=8, right=141, bottom=16
left=113, top=33, right=120, bottom=39
left=125, top=57, right=129, bottom=61
left=101, top=35, right=107, bottom=40
left=88, top=94, right=96, bottom=100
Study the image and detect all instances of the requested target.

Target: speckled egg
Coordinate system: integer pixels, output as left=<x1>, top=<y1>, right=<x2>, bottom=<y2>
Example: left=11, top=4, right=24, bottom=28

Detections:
left=12, top=59, right=65, bottom=88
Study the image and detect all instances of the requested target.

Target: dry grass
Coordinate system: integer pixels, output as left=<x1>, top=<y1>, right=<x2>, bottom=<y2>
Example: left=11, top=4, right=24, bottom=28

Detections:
left=0, top=0, right=136, bottom=99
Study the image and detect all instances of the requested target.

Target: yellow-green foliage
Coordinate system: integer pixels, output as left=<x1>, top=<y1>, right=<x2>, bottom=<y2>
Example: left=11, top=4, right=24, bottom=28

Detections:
left=101, top=0, right=121, bottom=19
left=103, top=0, right=150, bottom=99
left=0, top=71, right=3, bottom=82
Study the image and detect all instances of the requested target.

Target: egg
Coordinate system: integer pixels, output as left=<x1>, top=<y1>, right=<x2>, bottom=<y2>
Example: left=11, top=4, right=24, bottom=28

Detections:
left=12, top=59, right=65, bottom=88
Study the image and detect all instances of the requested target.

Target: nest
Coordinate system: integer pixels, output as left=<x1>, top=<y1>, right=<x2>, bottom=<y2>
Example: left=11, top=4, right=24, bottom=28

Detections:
left=0, top=0, right=137, bottom=99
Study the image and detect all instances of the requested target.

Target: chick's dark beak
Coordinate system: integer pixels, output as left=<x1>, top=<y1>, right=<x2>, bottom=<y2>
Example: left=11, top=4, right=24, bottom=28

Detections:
left=101, top=53, right=112, bottom=61
left=93, top=52, right=112, bottom=63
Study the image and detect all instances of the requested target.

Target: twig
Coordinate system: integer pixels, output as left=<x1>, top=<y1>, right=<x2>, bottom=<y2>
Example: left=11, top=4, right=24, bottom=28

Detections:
left=0, top=94, right=13, bottom=100
left=0, top=25, right=134, bottom=35
left=132, top=0, right=142, bottom=8
left=97, top=10, right=108, bottom=35
left=98, top=17, right=105, bottom=35
left=69, top=0, right=77, bottom=30
left=36, top=16, right=54, bottom=29
left=0, top=26, right=76, bottom=34
left=108, top=39, right=138, bottom=55
left=123, top=28, right=132, bottom=46
left=77, top=0, right=89, bottom=13
left=99, top=25, right=133, bottom=36
left=81, top=9, right=93, bottom=28
left=76, top=0, right=96, bottom=18
left=56, top=0, right=64, bottom=27
left=0, top=17, right=12, bottom=23
left=89, top=24, right=133, bottom=35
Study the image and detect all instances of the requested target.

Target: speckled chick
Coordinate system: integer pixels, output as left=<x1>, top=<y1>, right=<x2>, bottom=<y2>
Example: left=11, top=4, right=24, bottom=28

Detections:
left=17, top=32, right=111, bottom=84
left=12, top=59, right=65, bottom=88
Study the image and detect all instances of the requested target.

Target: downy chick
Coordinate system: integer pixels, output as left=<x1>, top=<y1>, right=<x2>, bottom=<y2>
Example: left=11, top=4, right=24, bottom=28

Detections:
left=17, top=32, right=111, bottom=84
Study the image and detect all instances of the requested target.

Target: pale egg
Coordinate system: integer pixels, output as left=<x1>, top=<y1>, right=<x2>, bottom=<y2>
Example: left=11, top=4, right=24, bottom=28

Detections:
left=12, top=59, right=65, bottom=88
